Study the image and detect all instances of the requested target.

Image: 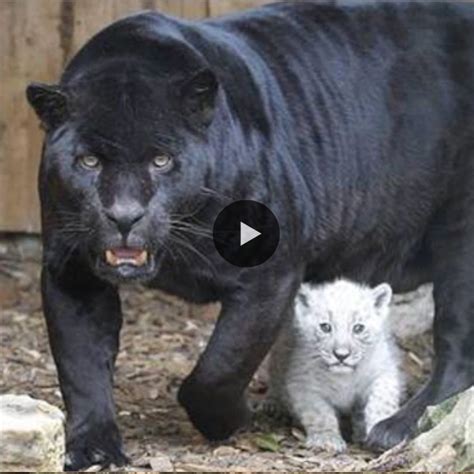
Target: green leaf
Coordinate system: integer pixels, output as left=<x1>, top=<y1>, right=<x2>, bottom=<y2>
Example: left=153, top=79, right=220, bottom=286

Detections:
left=254, top=433, right=280, bottom=452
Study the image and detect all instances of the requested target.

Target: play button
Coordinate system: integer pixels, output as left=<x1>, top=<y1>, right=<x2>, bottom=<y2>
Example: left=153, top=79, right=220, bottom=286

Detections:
left=213, top=200, right=280, bottom=267
left=240, top=222, right=261, bottom=246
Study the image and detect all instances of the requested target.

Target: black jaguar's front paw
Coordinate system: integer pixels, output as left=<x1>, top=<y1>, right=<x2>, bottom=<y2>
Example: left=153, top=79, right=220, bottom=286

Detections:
left=65, top=421, right=128, bottom=471
left=178, top=377, right=251, bottom=441
left=366, top=411, right=416, bottom=452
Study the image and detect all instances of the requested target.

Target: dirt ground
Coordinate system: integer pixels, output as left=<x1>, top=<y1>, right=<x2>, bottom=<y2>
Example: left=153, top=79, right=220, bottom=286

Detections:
left=0, top=241, right=433, bottom=472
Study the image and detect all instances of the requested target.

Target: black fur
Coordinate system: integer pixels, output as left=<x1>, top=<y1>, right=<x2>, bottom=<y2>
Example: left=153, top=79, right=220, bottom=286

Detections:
left=27, top=2, right=474, bottom=470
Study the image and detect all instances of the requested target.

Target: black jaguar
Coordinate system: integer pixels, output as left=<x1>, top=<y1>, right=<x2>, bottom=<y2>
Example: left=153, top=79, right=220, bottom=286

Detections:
left=27, top=1, right=474, bottom=470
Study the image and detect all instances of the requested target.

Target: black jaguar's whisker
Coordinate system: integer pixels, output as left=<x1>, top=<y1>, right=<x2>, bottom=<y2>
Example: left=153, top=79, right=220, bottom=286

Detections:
left=199, top=186, right=234, bottom=203
left=54, top=238, right=81, bottom=274
left=56, top=227, right=92, bottom=234
left=170, top=200, right=208, bottom=221
left=173, top=245, right=192, bottom=268
left=54, top=209, right=82, bottom=215
left=158, top=238, right=179, bottom=263
left=169, top=231, right=216, bottom=273
left=167, top=233, right=193, bottom=268
left=169, top=221, right=213, bottom=239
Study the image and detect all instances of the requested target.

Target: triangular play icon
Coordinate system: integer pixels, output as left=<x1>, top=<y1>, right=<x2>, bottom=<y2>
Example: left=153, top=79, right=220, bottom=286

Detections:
left=240, top=221, right=262, bottom=246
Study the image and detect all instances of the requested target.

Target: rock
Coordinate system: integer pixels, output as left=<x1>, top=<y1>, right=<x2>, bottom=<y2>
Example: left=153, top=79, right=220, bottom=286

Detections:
left=0, top=276, right=20, bottom=309
left=0, top=394, right=65, bottom=472
left=0, top=242, right=8, bottom=256
left=14, top=235, right=42, bottom=261
left=417, top=391, right=461, bottom=433
left=390, top=284, right=434, bottom=340
left=367, top=387, right=473, bottom=471
left=412, top=387, right=473, bottom=471
left=149, top=454, right=174, bottom=471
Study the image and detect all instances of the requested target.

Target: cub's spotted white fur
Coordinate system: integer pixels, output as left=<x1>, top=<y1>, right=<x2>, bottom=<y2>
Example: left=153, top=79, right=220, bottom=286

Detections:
left=268, top=279, right=405, bottom=453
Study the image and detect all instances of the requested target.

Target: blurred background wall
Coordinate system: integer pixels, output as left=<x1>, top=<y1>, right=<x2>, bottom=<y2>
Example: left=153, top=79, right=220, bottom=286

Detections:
left=0, top=0, right=275, bottom=234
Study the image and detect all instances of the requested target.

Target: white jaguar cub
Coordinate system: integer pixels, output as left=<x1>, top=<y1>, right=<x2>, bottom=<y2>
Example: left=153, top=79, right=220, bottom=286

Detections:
left=268, top=279, right=404, bottom=453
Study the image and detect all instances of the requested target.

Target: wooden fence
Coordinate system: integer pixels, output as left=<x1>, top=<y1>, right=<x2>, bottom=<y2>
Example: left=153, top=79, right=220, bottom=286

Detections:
left=0, top=0, right=273, bottom=233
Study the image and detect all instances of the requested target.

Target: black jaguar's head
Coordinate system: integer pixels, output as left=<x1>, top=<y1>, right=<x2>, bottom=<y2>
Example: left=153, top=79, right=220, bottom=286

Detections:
left=27, top=22, right=221, bottom=283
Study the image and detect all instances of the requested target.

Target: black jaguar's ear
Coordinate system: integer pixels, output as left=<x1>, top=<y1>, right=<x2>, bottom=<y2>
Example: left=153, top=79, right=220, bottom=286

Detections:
left=179, top=68, right=218, bottom=128
left=26, top=82, right=69, bottom=130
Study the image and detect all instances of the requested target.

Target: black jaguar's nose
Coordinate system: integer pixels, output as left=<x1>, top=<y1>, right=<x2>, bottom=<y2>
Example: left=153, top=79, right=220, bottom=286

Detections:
left=105, top=200, right=145, bottom=236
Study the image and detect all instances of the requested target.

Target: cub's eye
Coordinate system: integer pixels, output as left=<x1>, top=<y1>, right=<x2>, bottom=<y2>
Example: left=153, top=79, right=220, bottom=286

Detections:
left=353, top=324, right=365, bottom=334
left=152, top=154, right=172, bottom=170
left=320, top=323, right=332, bottom=333
left=78, top=155, right=101, bottom=170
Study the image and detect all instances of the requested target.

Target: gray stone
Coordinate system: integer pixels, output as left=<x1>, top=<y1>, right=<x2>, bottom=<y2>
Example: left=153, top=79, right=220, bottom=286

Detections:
left=0, top=394, right=65, bottom=472
left=14, top=235, right=42, bottom=261
left=367, top=387, right=474, bottom=472
left=149, top=454, right=174, bottom=471
left=390, top=284, right=434, bottom=340
left=411, top=387, right=473, bottom=471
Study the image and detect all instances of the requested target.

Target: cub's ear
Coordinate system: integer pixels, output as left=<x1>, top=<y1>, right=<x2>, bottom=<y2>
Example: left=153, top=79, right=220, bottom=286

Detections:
left=179, top=68, right=218, bottom=128
left=26, top=82, right=68, bottom=130
left=372, top=283, right=393, bottom=311
left=294, top=286, right=310, bottom=312
left=294, top=284, right=317, bottom=324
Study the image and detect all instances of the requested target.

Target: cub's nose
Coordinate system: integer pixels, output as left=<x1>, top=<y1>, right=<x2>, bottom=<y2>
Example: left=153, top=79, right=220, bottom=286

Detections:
left=105, top=199, right=145, bottom=236
left=333, top=348, right=351, bottom=362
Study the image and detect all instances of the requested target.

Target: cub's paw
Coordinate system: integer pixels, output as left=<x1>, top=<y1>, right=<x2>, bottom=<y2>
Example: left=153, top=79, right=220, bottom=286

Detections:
left=306, top=432, right=347, bottom=454
left=366, top=412, right=415, bottom=452
left=65, top=422, right=128, bottom=471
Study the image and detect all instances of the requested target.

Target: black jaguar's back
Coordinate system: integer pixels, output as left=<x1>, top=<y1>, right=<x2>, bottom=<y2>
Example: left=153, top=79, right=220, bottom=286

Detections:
left=205, top=2, right=474, bottom=287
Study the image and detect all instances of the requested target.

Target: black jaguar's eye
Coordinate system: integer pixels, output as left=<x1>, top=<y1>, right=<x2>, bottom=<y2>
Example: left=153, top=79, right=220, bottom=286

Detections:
left=320, top=323, right=332, bottom=333
left=353, top=324, right=365, bottom=334
left=78, top=155, right=101, bottom=170
left=152, top=154, right=172, bottom=170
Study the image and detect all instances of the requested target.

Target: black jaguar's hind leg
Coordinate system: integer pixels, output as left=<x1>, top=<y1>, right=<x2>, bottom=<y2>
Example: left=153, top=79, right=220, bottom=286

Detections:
left=42, top=267, right=127, bottom=471
left=368, top=201, right=474, bottom=451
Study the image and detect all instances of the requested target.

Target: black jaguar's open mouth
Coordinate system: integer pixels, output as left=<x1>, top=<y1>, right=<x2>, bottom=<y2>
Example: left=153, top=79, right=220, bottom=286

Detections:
left=97, top=247, right=159, bottom=283
left=105, top=247, right=148, bottom=267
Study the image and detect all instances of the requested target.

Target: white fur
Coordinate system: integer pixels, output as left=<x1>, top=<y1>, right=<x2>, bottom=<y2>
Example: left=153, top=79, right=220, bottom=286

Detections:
left=267, top=279, right=405, bottom=453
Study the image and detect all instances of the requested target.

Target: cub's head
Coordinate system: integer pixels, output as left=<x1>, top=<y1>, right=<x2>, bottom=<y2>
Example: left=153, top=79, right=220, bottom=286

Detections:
left=294, top=279, right=393, bottom=373
left=27, top=14, right=221, bottom=283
